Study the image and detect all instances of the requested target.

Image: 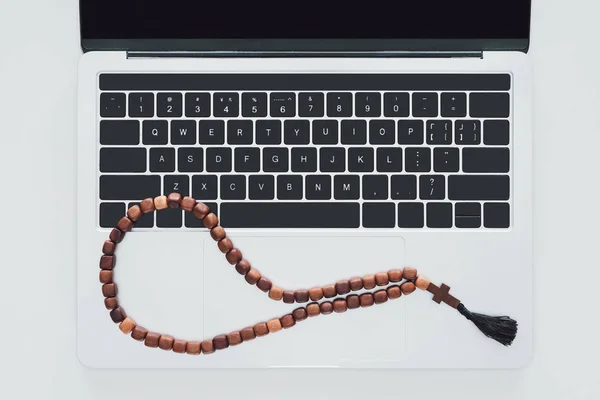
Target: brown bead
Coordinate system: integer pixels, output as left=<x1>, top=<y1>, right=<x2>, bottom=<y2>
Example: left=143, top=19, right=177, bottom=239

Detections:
left=218, top=238, right=234, bottom=254
left=333, top=299, right=348, bottom=313
left=109, top=307, right=126, bottom=323
left=102, top=283, right=118, bottom=297
left=201, top=340, right=215, bottom=354
left=131, top=325, right=148, bottom=341
left=154, top=195, right=168, bottom=210
left=226, top=248, right=242, bottom=265
left=127, top=205, right=143, bottom=222
left=109, top=228, right=124, bottom=243
left=362, top=275, right=376, bottom=290
left=159, top=335, right=174, bottom=350
left=167, top=193, right=182, bottom=208
left=99, top=270, right=113, bottom=284
left=416, top=276, right=431, bottom=290
left=360, top=293, right=374, bottom=307
left=104, top=297, right=118, bottom=310
left=240, top=327, right=256, bottom=341
left=193, top=202, right=210, bottom=220
left=294, top=290, right=309, bottom=303
left=119, top=317, right=136, bottom=334
left=335, top=280, right=351, bottom=295
left=269, top=286, right=284, bottom=301
left=309, top=287, right=324, bottom=301
left=320, top=301, right=334, bottom=315
left=117, top=217, right=133, bottom=232
left=281, top=314, right=296, bottom=329
left=375, top=272, right=389, bottom=286
left=253, top=322, right=269, bottom=337
left=306, top=303, right=321, bottom=317
left=401, top=281, right=416, bottom=295
left=140, top=198, right=155, bottom=214
left=256, top=277, right=272, bottom=292
left=347, top=294, right=360, bottom=309
left=349, top=277, right=364, bottom=291
left=267, top=318, right=282, bottom=333
left=181, top=196, right=196, bottom=212
left=235, top=260, right=250, bottom=277
left=210, top=226, right=226, bottom=241
left=403, top=267, right=418, bottom=280
left=186, top=341, right=201, bottom=355
left=99, top=255, right=115, bottom=270
left=144, top=332, right=160, bottom=348
left=322, top=284, right=337, bottom=298
left=203, top=213, right=219, bottom=229
left=245, top=269, right=261, bottom=285
left=173, top=339, right=187, bottom=354
left=292, top=307, right=308, bottom=322
left=387, top=285, right=402, bottom=299
left=102, top=240, right=116, bottom=255
left=374, top=289, right=388, bottom=304
left=283, top=291, right=295, bottom=304
left=227, top=331, right=243, bottom=346
left=388, top=269, right=403, bottom=283
left=213, top=335, right=229, bottom=350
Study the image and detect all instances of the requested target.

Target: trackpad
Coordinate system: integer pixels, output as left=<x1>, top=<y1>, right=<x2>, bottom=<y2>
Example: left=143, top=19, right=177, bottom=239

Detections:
left=203, top=234, right=408, bottom=367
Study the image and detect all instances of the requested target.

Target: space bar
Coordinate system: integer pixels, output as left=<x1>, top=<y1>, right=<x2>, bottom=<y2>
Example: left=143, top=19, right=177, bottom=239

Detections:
left=220, top=202, right=360, bottom=228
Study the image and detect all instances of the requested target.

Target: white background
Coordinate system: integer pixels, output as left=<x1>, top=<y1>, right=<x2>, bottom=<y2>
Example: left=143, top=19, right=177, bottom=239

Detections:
left=0, top=0, right=598, bottom=398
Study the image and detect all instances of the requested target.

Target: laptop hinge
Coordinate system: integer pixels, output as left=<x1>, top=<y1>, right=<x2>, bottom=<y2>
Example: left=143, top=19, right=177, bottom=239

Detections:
left=126, top=50, right=483, bottom=59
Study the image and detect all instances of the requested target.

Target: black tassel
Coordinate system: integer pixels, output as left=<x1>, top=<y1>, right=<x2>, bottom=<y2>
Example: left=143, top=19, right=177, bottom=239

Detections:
left=457, top=303, right=518, bottom=346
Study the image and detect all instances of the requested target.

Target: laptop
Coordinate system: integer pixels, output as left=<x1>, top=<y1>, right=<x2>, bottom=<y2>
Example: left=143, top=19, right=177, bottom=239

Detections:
left=77, top=0, right=533, bottom=368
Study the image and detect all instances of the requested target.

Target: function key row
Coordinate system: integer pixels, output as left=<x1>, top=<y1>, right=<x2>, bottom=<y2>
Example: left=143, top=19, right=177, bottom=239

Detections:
left=100, top=92, right=510, bottom=119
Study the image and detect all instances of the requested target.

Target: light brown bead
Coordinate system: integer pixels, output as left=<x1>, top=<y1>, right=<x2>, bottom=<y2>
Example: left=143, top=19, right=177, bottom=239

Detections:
left=109, top=228, right=124, bottom=243
left=256, top=277, right=272, bottom=292
left=127, top=205, right=143, bottom=222
left=245, top=269, right=261, bottom=285
left=235, top=259, right=251, bottom=275
left=173, top=339, right=187, bottom=354
left=388, top=269, right=403, bottom=283
left=333, top=299, right=348, bottom=313
left=154, top=195, right=168, bottom=210
left=218, top=238, right=234, bottom=254
left=102, top=240, right=116, bottom=255
left=306, top=302, right=321, bottom=317
left=104, top=297, right=118, bottom=310
left=374, top=289, right=388, bottom=304
left=99, top=270, right=113, bottom=284
left=240, top=327, right=256, bottom=341
left=320, top=301, right=334, bottom=315
left=349, top=277, right=364, bottom=291
left=267, top=318, right=282, bottom=333
left=253, top=322, right=269, bottom=337
left=283, top=291, right=295, bottom=304
left=117, top=217, right=133, bottom=232
left=347, top=294, right=360, bottom=309
left=387, top=285, right=402, bottom=299
left=281, top=314, right=296, bottom=329
left=102, top=283, right=118, bottom=297
left=360, top=293, right=374, bottom=307
left=119, top=317, right=136, bottom=334
left=227, top=331, right=243, bottom=346
left=375, top=272, right=389, bottom=286
left=140, top=198, right=155, bottom=214
left=193, top=202, right=210, bottom=219
left=159, top=335, right=174, bottom=350
left=99, top=255, right=115, bottom=270
left=144, top=332, right=160, bottom=348
left=292, top=307, right=308, bottom=322
left=109, top=307, right=126, bottom=323
left=322, top=284, right=337, bottom=298
left=213, top=335, right=229, bottom=350
left=167, top=193, right=182, bottom=208
left=226, top=248, right=242, bottom=265
left=295, top=290, right=309, bottom=303
left=210, top=226, right=226, bottom=241
left=401, top=281, right=416, bottom=295
left=203, top=213, right=218, bottom=229
left=186, top=341, right=201, bottom=355
left=309, top=287, right=324, bottom=301
left=269, top=286, right=284, bottom=301
left=201, top=340, right=215, bottom=354
left=362, top=275, right=376, bottom=290
left=181, top=196, right=196, bottom=212
left=403, top=267, right=418, bottom=280
left=416, top=276, right=431, bottom=290
left=335, top=280, right=351, bottom=295
left=131, top=325, right=147, bottom=341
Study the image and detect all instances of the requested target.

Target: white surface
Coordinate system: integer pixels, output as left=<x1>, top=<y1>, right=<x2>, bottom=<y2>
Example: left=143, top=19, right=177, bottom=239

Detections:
left=78, top=54, right=532, bottom=368
left=0, top=0, right=599, bottom=397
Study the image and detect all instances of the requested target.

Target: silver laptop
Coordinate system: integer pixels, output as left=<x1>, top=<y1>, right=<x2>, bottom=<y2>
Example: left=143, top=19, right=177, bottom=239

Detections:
left=77, top=0, right=533, bottom=368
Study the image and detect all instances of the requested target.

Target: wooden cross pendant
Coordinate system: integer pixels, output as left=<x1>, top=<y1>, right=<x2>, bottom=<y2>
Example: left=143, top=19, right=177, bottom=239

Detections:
left=427, top=283, right=461, bottom=309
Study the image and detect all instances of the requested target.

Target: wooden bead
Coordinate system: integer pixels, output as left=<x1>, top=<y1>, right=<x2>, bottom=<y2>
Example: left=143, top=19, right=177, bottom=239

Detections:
left=99, top=270, right=113, bottom=284
left=109, top=228, right=124, bottom=243
left=281, top=314, right=296, bottom=329
left=309, top=287, right=324, bottom=301
left=117, top=217, right=133, bottom=232
left=374, top=289, right=388, bottom=304
left=159, top=335, right=174, bottom=350
left=99, top=255, right=115, bottom=270
left=173, top=339, right=187, bottom=353
left=375, top=272, right=389, bottom=286
left=244, top=269, right=261, bottom=285
left=213, top=335, right=229, bottom=350
left=416, top=276, right=431, bottom=290
left=388, top=269, right=403, bottom=283
left=387, top=285, right=402, bottom=299
left=240, top=327, right=256, bottom=341
left=269, top=286, right=284, bottom=301
left=193, top=202, right=210, bottom=219
left=102, top=240, right=116, bottom=255
left=186, top=341, right=201, bottom=355
left=140, top=198, right=155, bottom=214
left=267, top=318, right=282, bottom=333
left=167, top=193, right=182, bottom=208
left=119, top=317, right=136, bottom=334
left=104, top=297, right=118, bottom=310
left=127, top=205, right=143, bottom=222
left=226, top=248, right=242, bottom=265
left=362, top=275, right=376, bottom=290
left=102, top=283, right=118, bottom=297
left=253, top=322, right=269, bottom=337
left=360, top=293, right=374, bottom=307
left=322, top=284, right=337, bottom=298
left=335, top=280, right=351, bottom=295
left=144, top=332, right=160, bottom=348
left=333, top=299, right=348, bottom=313
left=210, top=226, right=226, bottom=241
left=218, top=238, right=234, bottom=254
left=292, top=307, right=308, bottom=322
left=109, top=307, right=126, bottom=323
left=256, top=277, right=272, bottom=292
left=403, top=267, right=418, bottom=280
left=181, top=196, right=196, bottom=212
left=349, top=277, right=364, bottom=291
left=320, top=301, right=334, bottom=315
left=131, top=325, right=148, bottom=341
left=201, top=340, right=215, bottom=354
left=283, top=291, right=295, bottom=304
left=227, top=331, right=243, bottom=346
left=154, top=195, right=168, bottom=210
left=347, top=294, right=360, bottom=309
left=235, top=259, right=251, bottom=275
left=203, top=213, right=218, bottom=229
left=294, top=290, right=309, bottom=303
left=401, top=281, right=416, bottom=295
left=306, top=303, right=321, bottom=317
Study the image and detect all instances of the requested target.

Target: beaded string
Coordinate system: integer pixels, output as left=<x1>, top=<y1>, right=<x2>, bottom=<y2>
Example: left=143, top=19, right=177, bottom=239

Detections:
left=100, top=193, right=518, bottom=354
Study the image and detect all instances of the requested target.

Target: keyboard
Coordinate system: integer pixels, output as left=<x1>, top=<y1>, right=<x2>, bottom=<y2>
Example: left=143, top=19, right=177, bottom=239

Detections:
left=97, top=73, right=511, bottom=230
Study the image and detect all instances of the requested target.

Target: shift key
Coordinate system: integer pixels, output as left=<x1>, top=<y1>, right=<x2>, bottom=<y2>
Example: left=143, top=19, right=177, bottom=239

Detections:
left=448, top=175, right=509, bottom=200
left=100, top=175, right=161, bottom=200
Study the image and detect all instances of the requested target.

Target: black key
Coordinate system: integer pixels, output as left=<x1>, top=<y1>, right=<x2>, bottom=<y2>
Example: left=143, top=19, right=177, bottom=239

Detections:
left=448, top=175, right=510, bottom=200
left=157, top=208, right=183, bottom=228
left=362, top=175, right=388, bottom=200
left=100, top=93, right=126, bottom=117
left=185, top=203, right=217, bottom=228
left=271, top=92, right=296, bottom=117
left=263, top=148, right=289, bottom=172
left=100, top=175, right=160, bottom=200
left=463, top=148, right=509, bottom=173
left=484, top=120, right=510, bottom=145
left=227, top=120, right=253, bottom=145
left=348, top=148, right=374, bottom=172
left=299, top=92, right=325, bottom=117
left=277, top=175, right=303, bottom=200
left=235, top=148, right=260, bottom=172
left=405, top=148, right=431, bottom=172
left=427, top=203, right=453, bottom=228
left=369, top=120, right=395, bottom=145
left=178, top=148, right=203, bottom=172
left=128, top=93, right=154, bottom=117
left=434, top=148, right=460, bottom=172
left=221, top=175, right=246, bottom=200
left=199, top=120, right=225, bottom=144
left=305, top=175, right=332, bottom=200
left=320, top=148, right=345, bottom=173
left=100, top=148, right=146, bottom=173
left=220, top=203, right=359, bottom=228
left=206, top=148, right=232, bottom=172
left=384, top=92, right=410, bottom=117
left=284, top=120, right=310, bottom=145
left=157, top=93, right=182, bottom=117
left=412, top=93, right=438, bottom=117
left=164, top=175, right=189, bottom=196
left=441, top=93, right=467, bottom=117
left=455, top=120, right=481, bottom=145
left=249, top=175, right=275, bottom=200
left=128, top=202, right=154, bottom=228
left=470, top=93, right=510, bottom=118
left=419, top=175, right=445, bottom=200
left=242, top=92, right=267, bottom=117
left=256, top=120, right=282, bottom=144
left=192, top=175, right=218, bottom=200
left=391, top=175, right=417, bottom=200
left=312, top=120, right=338, bottom=145
left=149, top=148, right=175, bottom=172
left=377, top=148, right=403, bottom=172
left=99, top=203, right=126, bottom=228
left=142, top=120, right=168, bottom=145
left=185, top=93, right=211, bottom=117
left=398, top=120, right=424, bottom=144
left=334, top=175, right=360, bottom=200
left=171, top=120, right=197, bottom=145
left=355, top=92, right=381, bottom=117
left=426, top=120, right=453, bottom=145
left=398, top=203, right=424, bottom=228
left=100, top=120, right=139, bottom=145
left=291, top=148, right=317, bottom=172
left=213, top=93, right=239, bottom=117
left=327, top=93, right=353, bottom=117
left=363, top=203, right=395, bottom=228
left=341, top=120, right=367, bottom=144
left=455, top=203, right=482, bottom=228
left=484, top=203, right=510, bottom=228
